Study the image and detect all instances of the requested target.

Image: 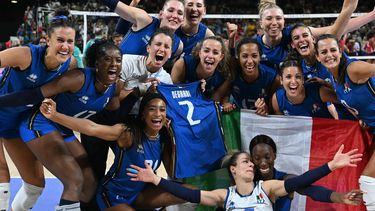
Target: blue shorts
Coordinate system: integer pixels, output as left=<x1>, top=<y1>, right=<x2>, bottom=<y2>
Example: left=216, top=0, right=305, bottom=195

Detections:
left=96, top=185, right=138, bottom=209
left=0, top=107, right=29, bottom=139
left=19, top=111, right=76, bottom=143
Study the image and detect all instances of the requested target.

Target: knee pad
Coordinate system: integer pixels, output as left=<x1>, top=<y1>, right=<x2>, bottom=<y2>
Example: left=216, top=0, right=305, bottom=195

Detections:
left=359, top=175, right=375, bottom=211
left=55, top=202, right=80, bottom=211
left=0, top=183, right=10, bottom=211
left=11, top=182, right=44, bottom=211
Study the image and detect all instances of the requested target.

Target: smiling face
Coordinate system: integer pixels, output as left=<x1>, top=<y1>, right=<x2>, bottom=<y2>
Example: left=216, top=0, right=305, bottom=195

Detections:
left=146, top=33, right=173, bottom=71
left=198, top=39, right=224, bottom=73
left=184, top=0, right=206, bottom=26
left=159, top=0, right=185, bottom=31
left=291, top=26, right=316, bottom=58
left=230, top=153, right=255, bottom=182
left=316, top=38, right=342, bottom=72
left=251, top=143, right=276, bottom=179
left=260, top=8, right=285, bottom=38
left=46, top=27, right=75, bottom=64
left=142, top=98, right=167, bottom=136
left=281, top=66, right=304, bottom=98
left=96, top=47, right=122, bottom=85
left=239, top=43, right=260, bottom=78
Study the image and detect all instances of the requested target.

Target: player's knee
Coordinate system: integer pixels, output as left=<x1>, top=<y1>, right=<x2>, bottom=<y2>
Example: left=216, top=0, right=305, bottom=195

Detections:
left=359, top=175, right=375, bottom=210
left=11, top=182, right=44, bottom=211
left=0, top=183, right=10, bottom=211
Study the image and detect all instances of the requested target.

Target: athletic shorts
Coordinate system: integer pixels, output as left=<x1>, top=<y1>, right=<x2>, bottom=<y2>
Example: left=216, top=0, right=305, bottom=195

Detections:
left=19, top=111, right=76, bottom=143
left=96, top=185, right=138, bottom=209
left=0, top=107, right=29, bottom=139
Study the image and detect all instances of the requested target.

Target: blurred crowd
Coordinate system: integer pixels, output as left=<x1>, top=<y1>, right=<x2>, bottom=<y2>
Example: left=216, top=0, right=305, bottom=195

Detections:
left=2, top=0, right=375, bottom=57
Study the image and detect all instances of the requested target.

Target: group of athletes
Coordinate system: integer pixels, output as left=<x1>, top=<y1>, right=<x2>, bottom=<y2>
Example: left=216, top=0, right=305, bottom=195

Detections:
left=0, top=0, right=374, bottom=210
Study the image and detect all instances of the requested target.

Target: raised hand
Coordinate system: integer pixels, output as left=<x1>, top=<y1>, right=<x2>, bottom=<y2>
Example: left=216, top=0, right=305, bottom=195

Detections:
left=39, top=98, right=57, bottom=119
left=255, top=98, right=268, bottom=116
left=328, top=144, right=363, bottom=171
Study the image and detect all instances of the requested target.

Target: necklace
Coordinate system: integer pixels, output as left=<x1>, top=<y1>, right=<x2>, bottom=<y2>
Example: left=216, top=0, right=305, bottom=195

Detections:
left=144, top=130, right=160, bottom=140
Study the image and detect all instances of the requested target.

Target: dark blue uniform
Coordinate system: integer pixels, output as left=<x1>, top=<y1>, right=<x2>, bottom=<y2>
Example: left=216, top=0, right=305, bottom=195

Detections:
left=175, top=23, right=208, bottom=56
left=332, top=56, right=375, bottom=134
left=231, top=64, right=277, bottom=109
left=157, top=81, right=226, bottom=178
left=0, top=44, right=71, bottom=138
left=119, top=17, right=181, bottom=58
left=183, top=54, right=225, bottom=98
left=276, top=82, right=332, bottom=118
left=96, top=135, right=162, bottom=208
left=301, top=59, right=355, bottom=120
left=257, top=26, right=292, bottom=71
left=19, top=68, right=116, bottom=142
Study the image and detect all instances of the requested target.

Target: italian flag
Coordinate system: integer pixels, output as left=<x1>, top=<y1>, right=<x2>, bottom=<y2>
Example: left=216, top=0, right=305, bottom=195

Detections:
left=187, top=110, right=372, bottom=211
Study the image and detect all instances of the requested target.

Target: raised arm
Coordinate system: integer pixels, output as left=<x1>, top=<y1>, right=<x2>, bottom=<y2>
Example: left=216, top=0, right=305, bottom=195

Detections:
left=40, top=98, right=126, bottom=141
left=310, top=0, right=358, bottom=38
left=347, top=60, right=375, bottom=83
left=127, top=161, right=227, bottom=207
left=263, top=145, right=362, bottom=199
left=100, top=0, right=152, bottom=30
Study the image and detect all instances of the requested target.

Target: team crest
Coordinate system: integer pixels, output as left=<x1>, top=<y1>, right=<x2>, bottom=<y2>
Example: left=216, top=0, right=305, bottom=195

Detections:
left=312, top=103, right=321, bottom=113
left=256, top=193, right=265, bottom=204
left=343, top=82, right=352, bottom=94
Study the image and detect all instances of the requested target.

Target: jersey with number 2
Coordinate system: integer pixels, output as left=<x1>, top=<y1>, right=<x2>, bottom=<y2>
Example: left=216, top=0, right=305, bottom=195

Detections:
left=157, top=81, right=226, bottom=178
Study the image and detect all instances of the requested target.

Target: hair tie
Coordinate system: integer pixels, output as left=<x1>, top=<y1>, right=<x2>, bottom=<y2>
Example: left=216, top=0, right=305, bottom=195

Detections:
left=52, top=15, right=68, bottom=21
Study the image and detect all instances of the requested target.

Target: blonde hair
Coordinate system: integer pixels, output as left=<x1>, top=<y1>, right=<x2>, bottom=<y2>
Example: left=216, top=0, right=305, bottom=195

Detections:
left=258, top=0, right=283, bottom=19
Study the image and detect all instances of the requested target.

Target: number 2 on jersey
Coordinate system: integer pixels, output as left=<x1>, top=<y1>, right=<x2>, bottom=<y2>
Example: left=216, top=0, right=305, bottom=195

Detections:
left=178, top=100, right=201, bottom=126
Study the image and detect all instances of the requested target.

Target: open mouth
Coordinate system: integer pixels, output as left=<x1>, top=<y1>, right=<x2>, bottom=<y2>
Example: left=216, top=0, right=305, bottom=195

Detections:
left=58, top=51, right=69, bottom=56
left=151, top=118, right=162, bottom=127
left=259, top=168, right=270, bottom=174
left=289, top=85, right=298, bottom=94
left=155, top=54, right=164, bottom=61
left=204, top=60, right=215, bottom=69
left=108, top=69, right=118, bottom=80
left=299, top=44, right=309, bottom=53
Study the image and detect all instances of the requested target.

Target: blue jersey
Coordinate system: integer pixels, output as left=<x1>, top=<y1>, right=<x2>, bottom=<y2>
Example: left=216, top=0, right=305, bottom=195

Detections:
left=231, top=64, right=277, bottom=109
left=0, top=44, right=71, bottom=138
left=332, top=56, right=375, bottom=134
left=273, top=169, right=291, bottom=211
left=19, top=68, right=116, bottom=142
left=157, top=82, right=226, bottom=178
left=257, top=26, right=292, bottom=70
left=97, top=135, right=162, bottom=208
left=301, top=59, right=356, bottom=120
left=183, top=54, right=225, bottom=98
left=176, top=23, right=207, bottom=56
left=276, top=82, right=332, bottom=118
left=119, top=17, right=181, bottom=58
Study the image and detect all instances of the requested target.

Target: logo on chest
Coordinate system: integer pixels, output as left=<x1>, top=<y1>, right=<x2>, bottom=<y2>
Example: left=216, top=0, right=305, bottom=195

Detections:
left=79, top=96, right=89, bottom=104
left=136, top=144, right=144, bottom=154
left=256, top=193, right=266, bottom=204
left=344, top=82, right=352, bottom=94
left=27, top=74, right=38, bottom=83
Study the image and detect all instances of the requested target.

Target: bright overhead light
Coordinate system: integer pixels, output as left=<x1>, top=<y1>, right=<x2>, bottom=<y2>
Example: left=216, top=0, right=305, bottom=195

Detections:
left=11, top=0, right=18, bottom=3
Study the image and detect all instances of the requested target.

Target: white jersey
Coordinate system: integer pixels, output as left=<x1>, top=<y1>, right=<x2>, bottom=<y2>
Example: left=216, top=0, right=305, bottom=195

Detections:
left=120, top=54, right=173, bottom=114
left=120, top=54, right=172, bottom=90
left=224, top=181, right=273, bottom=211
